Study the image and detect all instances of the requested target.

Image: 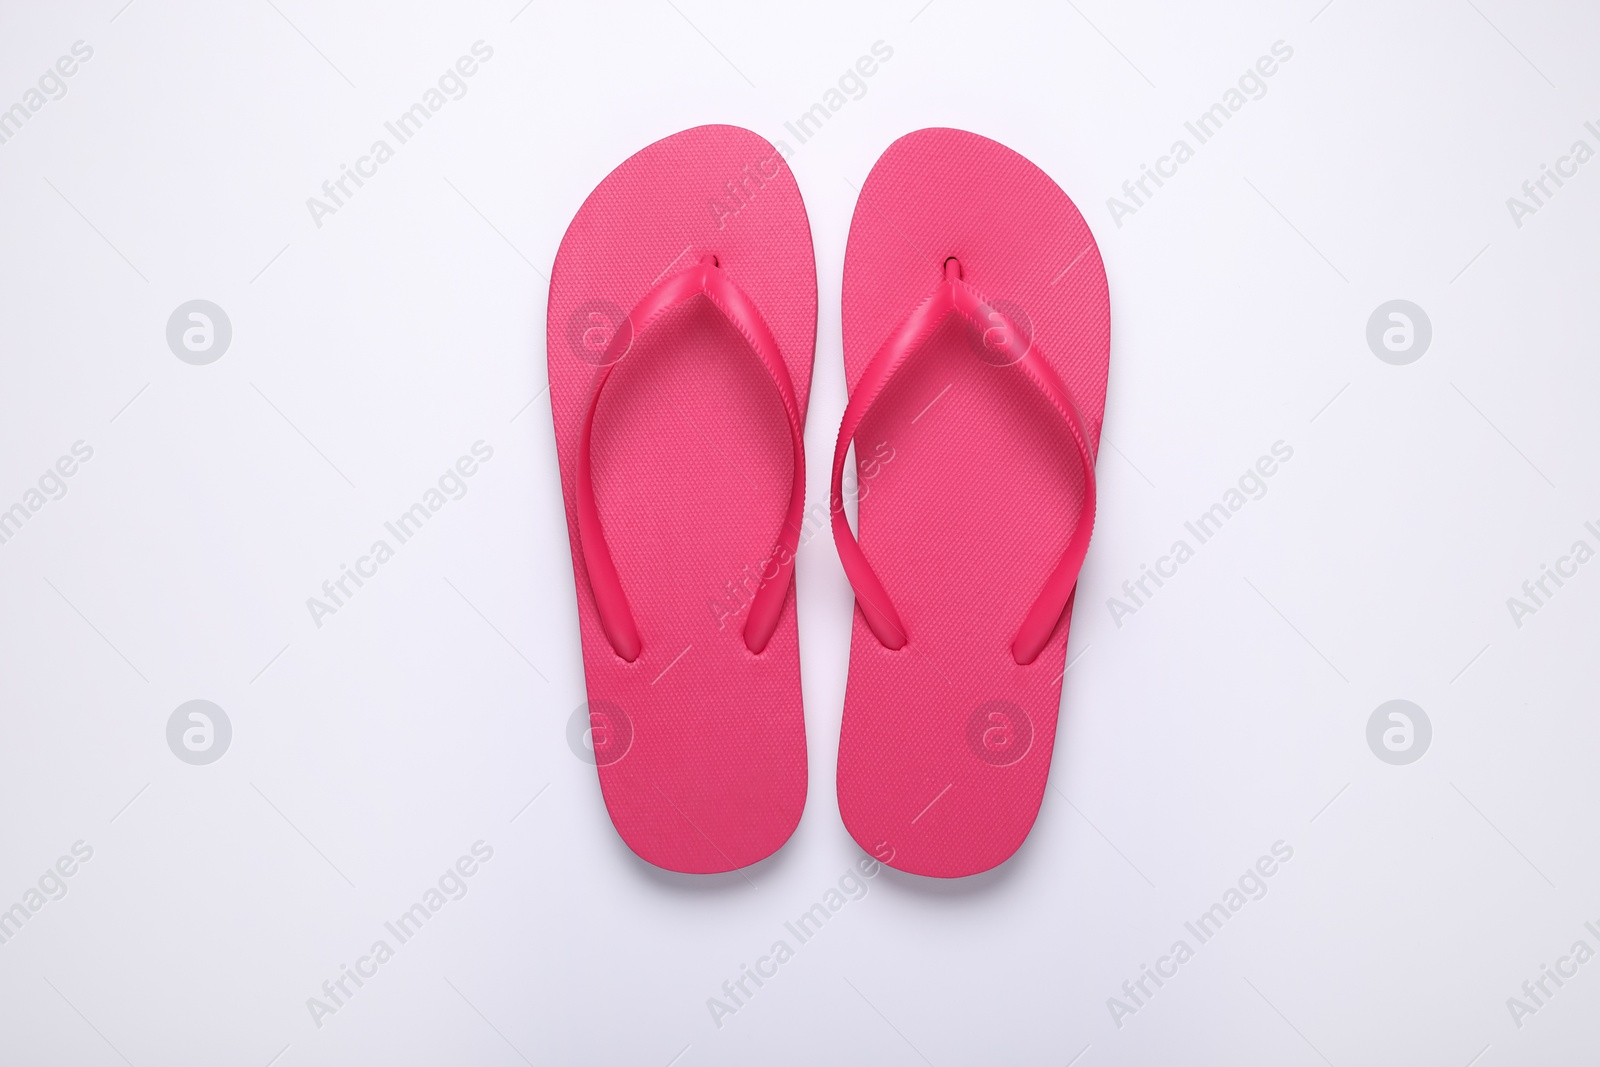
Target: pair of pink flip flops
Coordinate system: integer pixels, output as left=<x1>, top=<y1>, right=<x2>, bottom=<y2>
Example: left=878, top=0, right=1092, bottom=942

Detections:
left=548, top=126, right=1110, bottom=879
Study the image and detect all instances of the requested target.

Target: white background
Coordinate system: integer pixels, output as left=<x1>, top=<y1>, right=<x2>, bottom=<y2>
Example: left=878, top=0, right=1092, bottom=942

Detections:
left=2, top=0, right=1598, bottom=1064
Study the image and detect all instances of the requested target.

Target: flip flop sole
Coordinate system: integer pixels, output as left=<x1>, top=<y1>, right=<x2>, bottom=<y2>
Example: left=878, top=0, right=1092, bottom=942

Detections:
left=548, top=126, right=817, bottom=873
left=836, top=128, right=1110, bottom=877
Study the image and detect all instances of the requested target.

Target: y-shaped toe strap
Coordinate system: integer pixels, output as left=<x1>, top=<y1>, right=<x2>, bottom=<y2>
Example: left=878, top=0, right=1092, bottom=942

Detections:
left=577, top=255, right=806, bottom=662
left=830, top=258, right=1097, bottom=665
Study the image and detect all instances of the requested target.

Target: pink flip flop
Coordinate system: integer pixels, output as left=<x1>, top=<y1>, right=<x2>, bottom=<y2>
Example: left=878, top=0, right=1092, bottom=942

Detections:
left=832, top=128, right=1110, bottom=878
left=547, top=126, right=816, bottom=873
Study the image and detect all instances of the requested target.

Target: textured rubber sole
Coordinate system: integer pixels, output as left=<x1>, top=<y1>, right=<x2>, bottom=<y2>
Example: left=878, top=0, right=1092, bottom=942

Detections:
left=547, top=125, right=817, bottom=873
left=835, top=128, right=1110, bottom=878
